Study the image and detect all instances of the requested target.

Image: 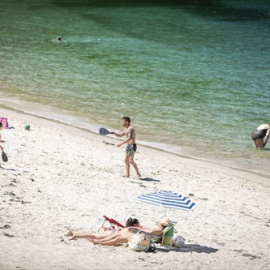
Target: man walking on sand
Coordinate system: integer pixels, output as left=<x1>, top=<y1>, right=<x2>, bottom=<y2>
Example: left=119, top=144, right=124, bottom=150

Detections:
left=110, top=117, right=141, bottom=179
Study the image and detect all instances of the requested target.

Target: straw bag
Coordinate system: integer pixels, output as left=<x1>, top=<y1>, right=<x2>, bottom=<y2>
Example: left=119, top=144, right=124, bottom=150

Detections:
left=128, top=233, right=150, bottom=252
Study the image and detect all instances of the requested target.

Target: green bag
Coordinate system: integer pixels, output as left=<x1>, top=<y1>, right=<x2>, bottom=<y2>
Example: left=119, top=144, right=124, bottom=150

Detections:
left=162, top=227, right=174, bottom=245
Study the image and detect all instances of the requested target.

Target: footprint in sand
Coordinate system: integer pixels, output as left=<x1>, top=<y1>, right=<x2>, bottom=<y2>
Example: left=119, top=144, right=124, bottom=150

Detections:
left=0, top=225, right=11, bottom=229
left=4, top=192, right=16, bottom=196
left=3, top=232, right=14, bottom=237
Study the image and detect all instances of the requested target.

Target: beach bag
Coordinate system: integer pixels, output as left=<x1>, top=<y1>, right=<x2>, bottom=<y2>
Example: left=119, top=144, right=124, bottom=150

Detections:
left=128, top=233, right=150, bottom=252
left=0, top=117, right=9, bottom=129
left=172, top=236, right=185, bottom=248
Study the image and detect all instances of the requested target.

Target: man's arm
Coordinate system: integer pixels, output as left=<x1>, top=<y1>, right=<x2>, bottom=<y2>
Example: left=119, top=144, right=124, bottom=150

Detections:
left=263, top=129, right=270, bottom=147
left=110, top=130, right=125, bottom=137
left=116, top=127, right=134, bottom=147
left=117, top=137, right=131, bottom=147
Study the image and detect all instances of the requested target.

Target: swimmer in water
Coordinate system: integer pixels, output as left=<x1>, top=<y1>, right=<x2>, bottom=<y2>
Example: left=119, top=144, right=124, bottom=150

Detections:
left=251, top=123, right=270, bottom=149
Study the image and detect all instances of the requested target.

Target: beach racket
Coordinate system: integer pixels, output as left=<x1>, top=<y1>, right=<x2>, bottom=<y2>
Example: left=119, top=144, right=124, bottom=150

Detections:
left=99, top=128, right=110, bottom=136
left=2, top=151, right=8, bottom=162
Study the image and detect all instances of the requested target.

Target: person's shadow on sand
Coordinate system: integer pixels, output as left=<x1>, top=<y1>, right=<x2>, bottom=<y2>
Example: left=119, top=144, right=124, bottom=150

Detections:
left=155, top=244, right=219, bottom=254
left=139, top=177, right=161, bottom=182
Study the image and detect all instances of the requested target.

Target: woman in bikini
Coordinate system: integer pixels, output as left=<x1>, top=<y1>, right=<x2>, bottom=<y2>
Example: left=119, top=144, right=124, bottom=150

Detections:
left=251, top=123, right=270, bottom=149
left=64, top=218, right=140, bottom=241
left=90, top=217, right=172, bottom=246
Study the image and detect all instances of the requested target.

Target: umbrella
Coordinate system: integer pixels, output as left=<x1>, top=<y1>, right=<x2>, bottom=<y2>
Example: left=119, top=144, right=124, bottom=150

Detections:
left=137, top=190, right=195, bottom=213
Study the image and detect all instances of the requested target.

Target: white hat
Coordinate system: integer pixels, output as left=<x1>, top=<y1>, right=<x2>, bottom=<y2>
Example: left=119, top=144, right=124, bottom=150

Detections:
left=159, top=217, right=172, bottom=227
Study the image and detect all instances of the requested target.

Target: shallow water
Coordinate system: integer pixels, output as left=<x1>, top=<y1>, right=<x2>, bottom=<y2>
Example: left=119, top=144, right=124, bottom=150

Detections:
left=0, top=0, right=270, bottom=176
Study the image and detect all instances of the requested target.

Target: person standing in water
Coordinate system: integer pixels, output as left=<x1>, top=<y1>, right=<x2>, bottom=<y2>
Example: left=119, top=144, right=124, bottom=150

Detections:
left=251, top=123, right=270, bottom=149
left=110, top=117, right=141, bottom=179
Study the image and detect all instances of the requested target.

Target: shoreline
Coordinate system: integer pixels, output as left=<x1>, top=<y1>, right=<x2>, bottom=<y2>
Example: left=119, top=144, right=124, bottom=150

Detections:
left=1, top=105, right=270, bottom=269
left=1, top=102, right=269, bottom=185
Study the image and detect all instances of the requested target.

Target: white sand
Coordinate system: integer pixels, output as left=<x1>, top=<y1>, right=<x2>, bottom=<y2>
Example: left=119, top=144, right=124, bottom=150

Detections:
left=0, top=107, right=270, bottom=270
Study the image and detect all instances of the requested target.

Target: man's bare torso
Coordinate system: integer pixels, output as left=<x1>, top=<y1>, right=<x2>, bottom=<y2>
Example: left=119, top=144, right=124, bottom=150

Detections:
left=124, top=126, right=136, bottom=145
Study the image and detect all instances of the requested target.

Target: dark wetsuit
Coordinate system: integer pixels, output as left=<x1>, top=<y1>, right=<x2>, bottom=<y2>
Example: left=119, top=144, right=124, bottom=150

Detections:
left=251, top=129, right=268, bottom=140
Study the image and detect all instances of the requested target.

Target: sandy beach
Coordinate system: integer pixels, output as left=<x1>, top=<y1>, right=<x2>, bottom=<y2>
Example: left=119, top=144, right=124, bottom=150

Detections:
left=0, top=106, right=270, bottom=270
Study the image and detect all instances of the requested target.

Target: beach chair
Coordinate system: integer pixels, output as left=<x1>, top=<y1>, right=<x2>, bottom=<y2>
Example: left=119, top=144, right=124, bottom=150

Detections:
left=134, top=222, right=178, bottom=251
left=159, top=221, right=177, bottom=245
left=98, top=215, right=125, bottom=232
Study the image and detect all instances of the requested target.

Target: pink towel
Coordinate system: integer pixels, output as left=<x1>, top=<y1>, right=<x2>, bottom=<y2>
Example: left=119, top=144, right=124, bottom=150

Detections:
left=0, top=117, right=9, bottom=128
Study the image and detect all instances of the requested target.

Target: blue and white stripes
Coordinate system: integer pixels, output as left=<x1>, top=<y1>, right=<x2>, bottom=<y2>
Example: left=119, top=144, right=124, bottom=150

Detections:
left=137, top=191, right=195, bottom=211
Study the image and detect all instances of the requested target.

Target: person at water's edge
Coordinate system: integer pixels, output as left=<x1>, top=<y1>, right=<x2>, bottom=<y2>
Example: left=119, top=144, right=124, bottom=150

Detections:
left=110, top=117, right=141, bottom=179
left=251, top=123, right=270, bottom=149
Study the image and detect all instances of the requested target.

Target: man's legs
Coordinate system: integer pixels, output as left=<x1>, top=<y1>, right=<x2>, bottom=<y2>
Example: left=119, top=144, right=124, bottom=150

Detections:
left=129, top=152, right=141, bottom=178
left=125, top=154, right=130, bottom=177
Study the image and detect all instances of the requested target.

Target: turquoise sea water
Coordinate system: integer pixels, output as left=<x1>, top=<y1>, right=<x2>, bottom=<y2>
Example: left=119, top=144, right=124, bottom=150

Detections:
left=1, top=0, right=270, bottom=176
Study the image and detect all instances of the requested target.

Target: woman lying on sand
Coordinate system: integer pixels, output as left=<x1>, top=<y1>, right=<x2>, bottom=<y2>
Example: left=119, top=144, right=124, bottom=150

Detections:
left=90, top=217, right=172, bottom=246
left=64, top=217, right=172, bottom=246
left=64, top=218, right=141, bottom=241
